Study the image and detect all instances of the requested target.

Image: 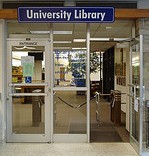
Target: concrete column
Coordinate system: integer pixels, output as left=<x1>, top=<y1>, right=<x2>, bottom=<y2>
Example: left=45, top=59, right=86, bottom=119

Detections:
left=0, top=20, right=7, bottom=142
left=138, top=0, right=149, bottom=9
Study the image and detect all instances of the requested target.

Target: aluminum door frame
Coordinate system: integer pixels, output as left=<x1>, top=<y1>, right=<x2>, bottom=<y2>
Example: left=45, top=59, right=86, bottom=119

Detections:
left=129, top=35, right=143, bottom=155
left=6, top=38, right=51, bottom=142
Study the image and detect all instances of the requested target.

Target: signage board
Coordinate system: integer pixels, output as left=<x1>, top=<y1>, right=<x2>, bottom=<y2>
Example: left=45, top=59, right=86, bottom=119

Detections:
left=25, top=76, right=32, bottom=83
left=18, top=7, right=115, bottom=23
left=21, top=56, right=34, bottom=77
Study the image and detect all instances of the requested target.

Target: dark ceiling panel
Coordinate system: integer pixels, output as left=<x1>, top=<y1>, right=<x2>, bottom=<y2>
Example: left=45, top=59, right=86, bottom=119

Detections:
left=2, top=1, right=64, bottom=9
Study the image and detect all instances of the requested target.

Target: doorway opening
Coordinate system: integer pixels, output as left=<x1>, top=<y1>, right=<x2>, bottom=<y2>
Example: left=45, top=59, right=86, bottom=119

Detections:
left=90, top=42, right=129, bottom=143
left=89, top=20, right=134, bottom=143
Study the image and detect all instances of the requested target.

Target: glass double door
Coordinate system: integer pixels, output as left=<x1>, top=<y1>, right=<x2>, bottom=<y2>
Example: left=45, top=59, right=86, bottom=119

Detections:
left=6, top=33, right=89, bottom=142
left=7, top=39, right=51, bottom=142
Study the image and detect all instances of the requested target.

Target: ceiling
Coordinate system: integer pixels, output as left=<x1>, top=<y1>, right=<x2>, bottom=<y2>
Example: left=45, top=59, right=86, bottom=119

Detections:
left=7, top=20, right=134, bottom=52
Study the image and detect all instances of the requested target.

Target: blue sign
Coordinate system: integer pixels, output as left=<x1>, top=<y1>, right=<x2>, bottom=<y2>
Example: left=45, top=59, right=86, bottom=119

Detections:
left=18, top=7, right=114, bottom=23
left=25, top=77, right=32, bottom=83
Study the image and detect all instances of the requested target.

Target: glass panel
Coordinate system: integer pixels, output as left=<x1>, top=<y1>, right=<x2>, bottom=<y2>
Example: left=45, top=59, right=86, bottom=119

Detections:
left=12, top=96, right=45, bottom=134
left=12, top=46, right=45, bottom=84
left=11, top=46, right=46, bottom=134
left=12, top=86, right=45, bottom=102
left=54, top=50, right=86, bottom=87
left=53, top=23, right=86, bottom=87
left=53, top=91, right=87, bottom=134
left=130, top=42, right=140, bottom=142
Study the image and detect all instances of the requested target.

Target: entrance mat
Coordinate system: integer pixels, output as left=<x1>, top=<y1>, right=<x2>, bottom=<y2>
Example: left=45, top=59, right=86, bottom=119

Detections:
left=90, top=130, right=122, bottom=142
left=69, top=123, right=122, bottom=142
left=90, top=122, right=122, bottom=142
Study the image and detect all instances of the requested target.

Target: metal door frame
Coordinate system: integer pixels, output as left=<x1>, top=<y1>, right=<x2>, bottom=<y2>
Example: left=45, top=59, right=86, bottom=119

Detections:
left=51, top=23, right=90, bottom=143
left=6, top=23, right=91, bottom=143
left=129, top=35, right=143, bottom=155
left=6, top=38, right=51, bottom=142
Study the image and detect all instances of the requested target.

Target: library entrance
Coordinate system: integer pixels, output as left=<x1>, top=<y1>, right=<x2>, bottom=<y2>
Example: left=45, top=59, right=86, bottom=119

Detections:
left=6, top=23, right=90, bottom=142
left=6, top=22, right=134, bottom=144
left=6, top=19, right=149, bottom=155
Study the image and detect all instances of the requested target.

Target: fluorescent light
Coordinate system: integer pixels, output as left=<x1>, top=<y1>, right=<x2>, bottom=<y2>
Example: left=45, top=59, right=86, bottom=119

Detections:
left=54, top=47, right=71, bottom=50
left=106, top=26, right=112, bottom=29
left=95, top=51, right=104, bottom=54
left=90, top=38, right=110, bottom=41
left=53, top=31, right=72, bottom=34
left=90, top=38, right=130, bottom=42
left=114, top=38, right=130, bottom=41
left=72, top=47, right=87, bottom=50
left=73, top=39, right=86, bottom=42
left=132, top=56, right=139, bottom=61
left=53, top=41, right=72, bottom=44
left=30, top=31, right=72, bottom=35
left=30, top=31, right=50, bottom=34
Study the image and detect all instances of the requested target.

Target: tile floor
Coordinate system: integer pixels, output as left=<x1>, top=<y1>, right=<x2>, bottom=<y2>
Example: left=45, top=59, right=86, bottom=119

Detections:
left=0, top=142, right=138, bottom=156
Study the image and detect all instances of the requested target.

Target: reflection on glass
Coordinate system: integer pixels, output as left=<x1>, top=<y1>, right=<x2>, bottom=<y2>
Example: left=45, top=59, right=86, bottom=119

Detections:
left=54, top=50, right=86, bottom=87
left=12, top=86, right=45, bottom=104
left=53, top=91, right=87, bottom=134
left=12, top=96, right=45, bottom=134
left=53, top=23, right=87, bottom=87
left=12, top=46, right=45, bottom=84
left=131, top=45, right=140, bottom=141
left=11, top=46, right=46, bottom=134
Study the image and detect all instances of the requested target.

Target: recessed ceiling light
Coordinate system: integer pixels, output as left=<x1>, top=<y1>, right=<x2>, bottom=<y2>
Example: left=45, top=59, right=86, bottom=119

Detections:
left=72, top=47, right=87, bottom=50
left=53, top=31, right=72, bottom=35
left=30, top=31, right=72, bottom=35
left=73, top=39, right=86, bottom=42
left=114, top=38, right=130, bottom=41
left=90, top=38, right=110, bottom=41
left=106, top=26, right=112, bottom=29
left=90, top=38, right=130, bottom=42
left=30, top=31, right=50, bottom=34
